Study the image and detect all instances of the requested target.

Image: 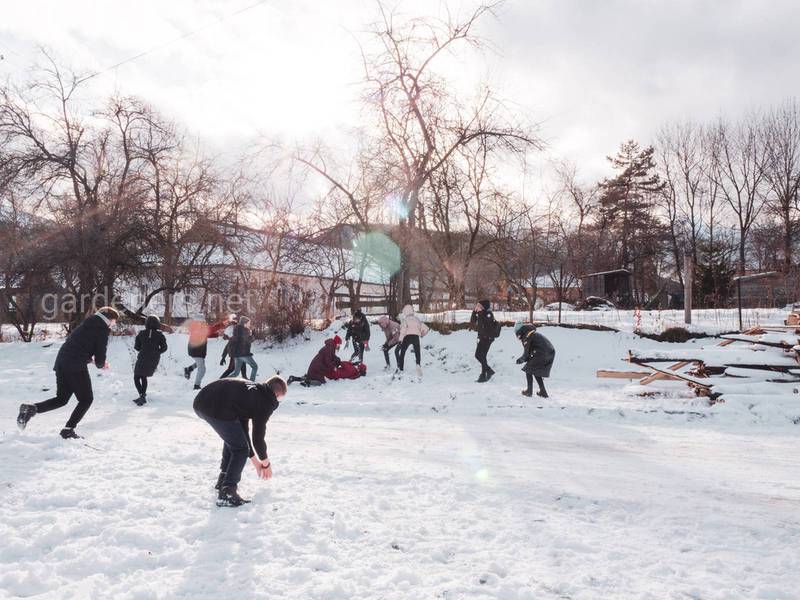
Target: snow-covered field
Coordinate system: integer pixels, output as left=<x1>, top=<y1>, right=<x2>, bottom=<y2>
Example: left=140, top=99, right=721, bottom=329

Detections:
left=1, top=325, right=798, bottom=599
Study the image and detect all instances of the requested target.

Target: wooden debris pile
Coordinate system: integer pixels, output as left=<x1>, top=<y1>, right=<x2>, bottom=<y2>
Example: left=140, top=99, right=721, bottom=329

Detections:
left=597, top=326, right=800, bottom=404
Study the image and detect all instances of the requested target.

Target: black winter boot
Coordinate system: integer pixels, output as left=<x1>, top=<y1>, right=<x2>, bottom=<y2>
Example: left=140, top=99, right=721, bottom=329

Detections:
left=215, top=472, right=226, bottom=490
left=183, top=366, right=192, bottom=380
left=193, top=384, right=201, bottom=390
left=60, top=427, right=81, bottom=439
left=521, top=389, right=533, bottom=397
left=134, top=394, right=147, bottom=406
left=217, top=485, right=250, bottom=507
left=484, top=367, right=495, bottom=381
left=476, top=372, right=487, bottom=383
left=17, top=404, right=37, bottom=430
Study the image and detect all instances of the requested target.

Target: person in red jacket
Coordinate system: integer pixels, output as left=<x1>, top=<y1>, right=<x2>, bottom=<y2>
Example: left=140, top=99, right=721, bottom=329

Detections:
left=286, top=336, right=342, bottom=387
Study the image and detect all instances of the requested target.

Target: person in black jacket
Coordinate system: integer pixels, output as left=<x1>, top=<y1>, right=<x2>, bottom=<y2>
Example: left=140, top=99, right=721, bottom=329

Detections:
left=469, top=300, right=500, bottom=383
left=344, top=309, right=371, bottom=364
left=17, top=307, right=119, bottom=439
left=228, top=316, right=258, bottom=382
left=514, top=322, right=556, bottom=398
left=194, top=375, right=287, bottom=507
left=133, top=315, right=168, bottom=406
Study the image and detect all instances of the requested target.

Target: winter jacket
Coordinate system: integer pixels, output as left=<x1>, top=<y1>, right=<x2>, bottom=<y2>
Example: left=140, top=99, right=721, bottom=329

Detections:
left=230, top=322, right=254, bottom=358
left=306, top=338, right=342, bottom=382
left=193, top=378, right=279, bottom=460
left=517, top=326, right=555, bottom=378
left=377, top=315, right=401, bottom=346
left=134, top=316, right=168, bottom=377
left=53, top=314, right=112, bottom=372
left=344, top=315, right=371, bottom=343
left=470, top=301, right=500, bottom=341
left=187, top=321, right=209, bottom=358
left=399, top=305, right=429, bottom=340
left=327, top=361, right=367, bottom=380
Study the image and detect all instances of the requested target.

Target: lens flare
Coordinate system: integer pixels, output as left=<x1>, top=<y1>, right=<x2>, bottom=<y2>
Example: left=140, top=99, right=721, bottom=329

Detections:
left=352, top=231, right=401, bottom=277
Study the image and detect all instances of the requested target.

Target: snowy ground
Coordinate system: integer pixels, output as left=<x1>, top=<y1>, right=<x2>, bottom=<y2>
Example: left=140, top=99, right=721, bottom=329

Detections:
left=1, top=325, right=798, bottom=599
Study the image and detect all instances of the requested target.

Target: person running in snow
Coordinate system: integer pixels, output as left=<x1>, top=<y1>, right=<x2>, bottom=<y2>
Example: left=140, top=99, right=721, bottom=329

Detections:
left=17, top=307, right=119, bottom=439
left=397, top=304, right=429, bottom=376
left=133, top=315, right=168, bottom=406
left=228, top=316, right=258, bottom=381
left=219, top=315, right=247, bottom=379
left=193, top=375, right=287, bottom=507
left=343, top=309, right=371, bottom=364
left=469, top=300, right=501, bottom=383
left=514, top=322, right=556, bottom=398
left=184, top=315, right=210, bottom=390
left=286, top=335, right=342, bottom=387
left=376, top=315, right=402, bottom=369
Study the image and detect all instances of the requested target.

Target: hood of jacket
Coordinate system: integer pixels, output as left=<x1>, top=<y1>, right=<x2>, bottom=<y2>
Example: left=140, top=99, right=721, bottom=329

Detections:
left=324, top=338, right=339, bottom=351
left=378, top=315, right=390, bottom=328
left=145, top=315, right=161, bottom=330
left=401, top=304, right=414, bottom=317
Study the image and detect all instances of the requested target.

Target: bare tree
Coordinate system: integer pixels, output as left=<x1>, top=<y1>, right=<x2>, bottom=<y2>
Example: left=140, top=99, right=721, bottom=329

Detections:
left=710, top=115, right=768, bottom=275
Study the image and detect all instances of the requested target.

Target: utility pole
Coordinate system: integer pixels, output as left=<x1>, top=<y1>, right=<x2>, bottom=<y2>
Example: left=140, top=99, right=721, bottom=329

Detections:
left=684, top=252, right=693, bottom=325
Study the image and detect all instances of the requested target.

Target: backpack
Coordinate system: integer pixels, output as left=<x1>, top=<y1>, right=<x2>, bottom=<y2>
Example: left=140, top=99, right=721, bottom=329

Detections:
left=492, top=318, right=502, bottom=339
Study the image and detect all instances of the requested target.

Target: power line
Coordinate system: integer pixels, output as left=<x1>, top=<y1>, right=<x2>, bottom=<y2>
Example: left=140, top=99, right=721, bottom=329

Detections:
left=77, top=0, right=273, bottom=84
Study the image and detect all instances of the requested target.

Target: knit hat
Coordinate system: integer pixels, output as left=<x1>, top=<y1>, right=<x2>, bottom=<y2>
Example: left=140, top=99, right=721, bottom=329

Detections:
left=332, top=335, right=342, bottom=347
left=145, top=315, right=160, bottom=330
left=513, top=321, right=525, bottom=336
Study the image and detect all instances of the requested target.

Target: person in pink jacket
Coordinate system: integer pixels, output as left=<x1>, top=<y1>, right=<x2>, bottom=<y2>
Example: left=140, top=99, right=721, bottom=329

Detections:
left=377, top=315, right=402, bottom=369
left=397, top=304, right=429, bottom=375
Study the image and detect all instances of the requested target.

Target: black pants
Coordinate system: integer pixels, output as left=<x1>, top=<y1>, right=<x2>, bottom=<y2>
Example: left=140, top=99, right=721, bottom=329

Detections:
left=220, top=355, right=247, bottom=379
left=382, top=342, right=401, bottom=366
left=526, top=373, right=546, bottom=394
left=398, top=335, right=421, bottom=370
left=35, top=368, right=94, bottom=429
left=134, top=375, right=148, bottom=395
left=351, top=340, right=365, bottom=363
left=195, top=409, right=250, bottom=489
left=475, top=338, right=493, bottom=373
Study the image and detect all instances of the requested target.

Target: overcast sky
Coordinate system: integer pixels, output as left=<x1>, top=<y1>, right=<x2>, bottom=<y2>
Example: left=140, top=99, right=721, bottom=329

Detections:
left=1, top=0, right=799, bottom=184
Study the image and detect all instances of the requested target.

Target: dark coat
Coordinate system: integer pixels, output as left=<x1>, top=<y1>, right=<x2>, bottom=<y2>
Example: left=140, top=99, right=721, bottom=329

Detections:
left=307, top=339, right=341, bottom=382
left=470, top=307, right=499, bottom=341
left=518, top=327, right=555, bottom=378
left=193, top=378, right=279, bottom=460
left=344, top=316, right=371, bottom=343
left=53, top=314, right=111, bottom=372
left=230, top=323, right=253, bottom=358
left=134, top=316, right=168, bottom=377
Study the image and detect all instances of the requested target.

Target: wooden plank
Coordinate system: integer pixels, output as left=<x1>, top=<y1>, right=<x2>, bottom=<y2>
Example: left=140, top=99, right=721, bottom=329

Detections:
left=596, top=369, right=652, bottom=380
left=638, top=360, right=691, bottom=385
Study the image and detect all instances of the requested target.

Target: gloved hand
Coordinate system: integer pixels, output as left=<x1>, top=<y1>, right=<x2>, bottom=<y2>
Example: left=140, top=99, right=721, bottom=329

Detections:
left=220, top=358, right=226, bottom=366
left=516, top=356, right=525, bottom=364
left=381, top=344, right=388, bottom=352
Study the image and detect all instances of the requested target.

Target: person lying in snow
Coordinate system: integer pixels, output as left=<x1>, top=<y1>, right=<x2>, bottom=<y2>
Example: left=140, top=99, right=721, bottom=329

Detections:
left=17, top=306, right=119, bottom=439
left=132, top=315, right=168, bottom=406
left=343, top=309, right=371, bottom=364
left=514, top=322, right=556, bottom=398
left=376, top=315, right=402, bottom=369
left=286, top=336, right=368, bottom=386
left=194, top=375, right=287, bottom=507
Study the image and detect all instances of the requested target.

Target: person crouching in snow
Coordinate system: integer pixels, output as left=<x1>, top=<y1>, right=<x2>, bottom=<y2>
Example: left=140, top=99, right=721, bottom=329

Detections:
left=17, top=306, right=119, bottom=439
left=193, top=375, right=287, bottom=507
left=286, top=335, right=342, bottom=387
left=397, top=304, right=429, bottom=376
left=514, top=322, right=555, bottom=398
left=344, top=309, right=371, bottom=364
left=133, top=315, right=168, bottom=406
left=377, top=315, right=401, bottom=369
left=469, top=299, right=501, bottom=382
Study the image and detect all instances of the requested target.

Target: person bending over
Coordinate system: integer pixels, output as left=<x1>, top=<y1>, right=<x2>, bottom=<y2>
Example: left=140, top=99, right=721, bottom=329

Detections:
left=193, top=375, right=287, bottom=507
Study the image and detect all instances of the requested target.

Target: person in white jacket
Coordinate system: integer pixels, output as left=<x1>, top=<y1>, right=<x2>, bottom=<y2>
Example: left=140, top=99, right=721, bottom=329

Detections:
left=397, top=304, right=428, bottom=374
